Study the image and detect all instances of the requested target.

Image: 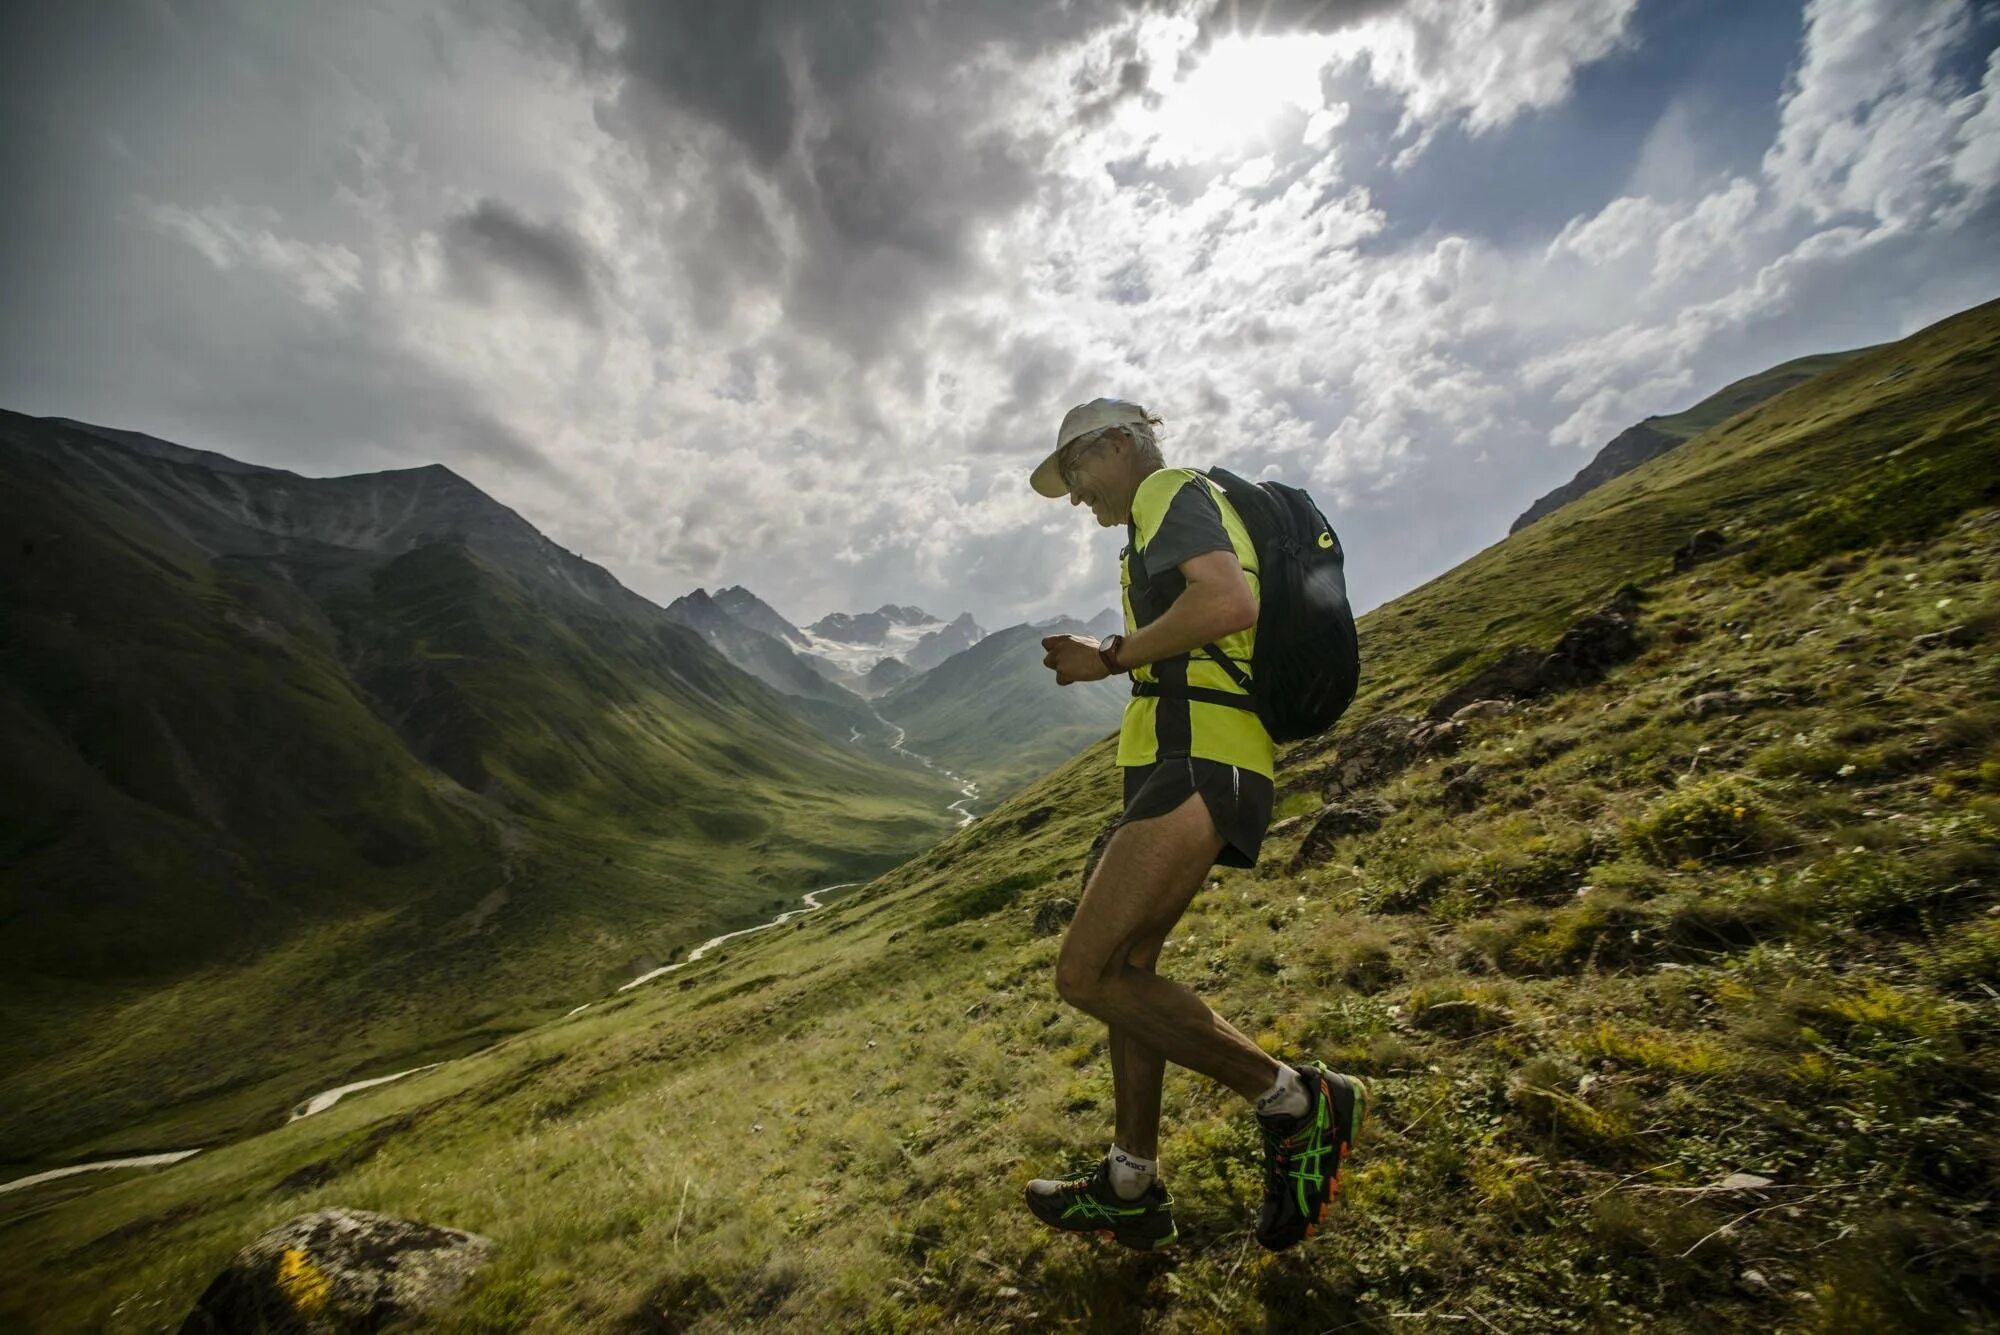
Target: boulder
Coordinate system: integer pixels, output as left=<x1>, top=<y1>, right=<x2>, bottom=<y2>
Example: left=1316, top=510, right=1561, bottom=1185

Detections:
left=1539, top=602, right=1642, bottom=690
left=1440, top=763, right=1489, bottom=814
left=1449, top=699, right=1515, bottom=723
left=1079, top=817, right=1123, bottom=889
left=1426, top=646, right=1547, bottom=719
left=1317, top=716, right=1425, bottom=797
left=1427, top=594, right=1644, bottom=719
left=1032, top=897, right=1078, bottom=935
left=1672, top=528, right=1729, bottom=572
left=1911, top=625, right=1977, bottom=653
left=178, top=1208, right=493, bottom=1335
left=1288, top=797, right=1396, bottom=871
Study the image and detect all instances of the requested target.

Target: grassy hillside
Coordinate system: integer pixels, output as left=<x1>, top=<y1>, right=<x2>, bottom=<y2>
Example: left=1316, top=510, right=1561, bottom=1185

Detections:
left=1, top=298, right=1995, bottom=1332
left=1511, top=345, right=1876, bottom=533
left=1646, top=348, right=1877, bottom=442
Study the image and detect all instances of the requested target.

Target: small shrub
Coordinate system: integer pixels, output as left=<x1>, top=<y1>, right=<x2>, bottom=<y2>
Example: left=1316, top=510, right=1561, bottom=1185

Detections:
left=1629, top=776, right=1789, bottom=865
left=1913, top=918, right=2000, bottom=995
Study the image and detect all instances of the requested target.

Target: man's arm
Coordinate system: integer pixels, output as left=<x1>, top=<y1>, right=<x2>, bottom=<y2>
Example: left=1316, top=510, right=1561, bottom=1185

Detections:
left=1114, top=549, right=1255, bottom=668
left=1041, top=549, right=1254, bottom=684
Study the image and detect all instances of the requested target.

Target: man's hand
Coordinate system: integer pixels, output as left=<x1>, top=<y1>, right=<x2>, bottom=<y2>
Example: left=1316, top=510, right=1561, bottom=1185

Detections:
left=1041, top=634, right=1109, bottom=686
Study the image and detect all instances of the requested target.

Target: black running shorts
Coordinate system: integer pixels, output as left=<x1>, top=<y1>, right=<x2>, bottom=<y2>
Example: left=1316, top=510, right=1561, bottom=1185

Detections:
left=1119, top=757, right=1276, bottom=869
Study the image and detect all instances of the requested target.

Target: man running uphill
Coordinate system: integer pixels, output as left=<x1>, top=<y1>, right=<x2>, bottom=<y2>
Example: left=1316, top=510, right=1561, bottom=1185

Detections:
left=1022, top=397, right=1367, bottom=1253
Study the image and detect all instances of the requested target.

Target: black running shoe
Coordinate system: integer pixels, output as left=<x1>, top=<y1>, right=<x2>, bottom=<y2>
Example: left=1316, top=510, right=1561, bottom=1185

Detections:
left=1024, top=1158, right=1177, bottom=1251
left=1255, top=1061, right=1368, bottom=1251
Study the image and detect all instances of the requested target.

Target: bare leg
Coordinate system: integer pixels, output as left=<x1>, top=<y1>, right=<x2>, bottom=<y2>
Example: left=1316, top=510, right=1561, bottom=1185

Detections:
left=1058, top=792, right=1283, bottom=1107
left=1107, top=935, right=1169, bottom=1160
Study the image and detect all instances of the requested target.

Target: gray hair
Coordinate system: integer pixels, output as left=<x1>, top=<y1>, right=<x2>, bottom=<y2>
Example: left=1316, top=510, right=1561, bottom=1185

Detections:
left=1124, top=415, right=1165, bottom=469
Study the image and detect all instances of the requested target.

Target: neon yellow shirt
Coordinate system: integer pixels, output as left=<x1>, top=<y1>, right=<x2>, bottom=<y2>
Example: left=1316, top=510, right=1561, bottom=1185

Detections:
left=1116, top=468, right=1274, bottom=779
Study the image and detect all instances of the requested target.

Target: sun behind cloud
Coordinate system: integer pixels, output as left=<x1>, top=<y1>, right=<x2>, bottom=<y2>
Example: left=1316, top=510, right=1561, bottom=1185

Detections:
left=1145, top=31, right=1339, bottom=163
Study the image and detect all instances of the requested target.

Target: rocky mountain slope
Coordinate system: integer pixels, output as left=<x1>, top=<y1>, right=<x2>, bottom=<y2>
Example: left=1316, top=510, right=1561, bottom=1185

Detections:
left=4, top=297, right=1994, bottom=1332
left=1510, top=347, right=1874, bottom=534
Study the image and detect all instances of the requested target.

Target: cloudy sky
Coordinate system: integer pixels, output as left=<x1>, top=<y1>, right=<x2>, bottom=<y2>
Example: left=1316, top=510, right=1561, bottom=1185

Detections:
left=4, top=0, right=1997, bottom=631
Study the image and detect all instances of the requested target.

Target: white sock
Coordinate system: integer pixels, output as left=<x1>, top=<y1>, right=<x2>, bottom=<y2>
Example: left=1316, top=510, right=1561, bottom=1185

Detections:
left=1107, top=1144, right=1157, bottom=1200
left=1254, top=1064, right=1309, bottom=1120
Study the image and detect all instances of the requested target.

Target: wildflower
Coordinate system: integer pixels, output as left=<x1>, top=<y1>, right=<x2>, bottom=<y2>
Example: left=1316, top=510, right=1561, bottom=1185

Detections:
left=1837, top=763, right=1856, bottom=777
left=1732, top=806, right=1746, bottom=819
left=1936, top=597, right=1954, bottom=610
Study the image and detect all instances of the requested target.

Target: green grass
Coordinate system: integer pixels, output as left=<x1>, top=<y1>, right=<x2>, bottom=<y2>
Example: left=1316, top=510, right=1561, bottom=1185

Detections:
left=2, top=301, right=1997, bottom=1330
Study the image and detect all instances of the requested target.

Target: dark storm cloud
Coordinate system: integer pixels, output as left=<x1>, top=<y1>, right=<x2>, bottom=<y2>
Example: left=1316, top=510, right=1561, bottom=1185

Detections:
left=443, top=199, right=602, bottom=321
left=0, top=4, right=576, bottom=492
left=525, top=0, right=1149, bottom=353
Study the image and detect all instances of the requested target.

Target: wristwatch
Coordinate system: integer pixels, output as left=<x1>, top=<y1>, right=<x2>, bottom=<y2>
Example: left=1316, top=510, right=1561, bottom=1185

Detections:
left=1098, top=634, right=1128, bottom=675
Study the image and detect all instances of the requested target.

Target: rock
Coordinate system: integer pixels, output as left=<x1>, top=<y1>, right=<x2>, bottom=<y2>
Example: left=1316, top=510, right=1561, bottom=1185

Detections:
left=1288, top=798, right=1396, bottom=871
left=1718, top=1172, right=1774, bottom=1191
left=1672, top=528, right=1728, bottom=573
left=1426, top=645, right=1548, bottom=719
left=1014, top=806, right=1055, bottom=834
left=1267, top=814, right=1305, bottom=837
left=1911, top=625, right=1977, bottom=652
left=1079, top=817, right=1123, bottom=889
left=1684, top=690, right=1753, bottom=719
left=1449, top=699, right=1514, bottom=722
left=1412, top=718, right=1467, bottom=756
left=1032, top=897, right=1077, bottom=935
left=1539, top=602, right=1642, bottom=690
left=1407, top=999, right=1511, bottom=1037
left=1441, top=764, right=1488, bottom=814
left=178, top=1208, right=493, bottom=1335
left=887, top=929, right=905, bottom=944
left=1315, top=716, right=1426, bottom=797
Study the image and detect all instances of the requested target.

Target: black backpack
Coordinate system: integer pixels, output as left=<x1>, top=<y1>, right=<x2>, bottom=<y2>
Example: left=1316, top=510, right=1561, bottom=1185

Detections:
left=1131, top=466, right=1359, bottom=743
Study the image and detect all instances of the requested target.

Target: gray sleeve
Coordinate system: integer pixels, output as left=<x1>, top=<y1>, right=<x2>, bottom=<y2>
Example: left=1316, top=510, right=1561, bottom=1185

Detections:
left=1142, top=479, right=1233, bottom=578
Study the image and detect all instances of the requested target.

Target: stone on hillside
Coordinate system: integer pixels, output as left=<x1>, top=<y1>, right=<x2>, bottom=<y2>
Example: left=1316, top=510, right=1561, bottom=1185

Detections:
left=1267, top=813, right=1306, bottom=838
left=1684, top=690, right=1754, bottom=719
left=1911, top=625, right=1977, bottom=652
left=1428, top=594, right=1645, bottom=719
left=1407, top=998, right=1511, bottom=1037
left=1033, top=897, right=1078, bottom=935
left=1441, top=763, right=1489, bottom=814
left=1426, top=646, right=1547, bottom=719
left=1079, top=817, right=1122, bottom=889
left=1317, top=716, right=1424, bottom=796
left=1672, top=528, right=1729, bottom=572
left=178, top=1208, right=493, bottom=1335
left=1414, top=718, right=1467, bottom=755
left=1450, top=699, right=1515, bottom=722
left=1539, top=601, right=1643, bottom=690
left=1289, top=798, right=1396, bottom=871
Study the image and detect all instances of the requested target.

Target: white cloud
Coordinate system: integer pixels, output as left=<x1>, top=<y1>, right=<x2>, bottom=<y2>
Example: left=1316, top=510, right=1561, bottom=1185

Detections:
left=136, top=201, right=363, bottom=311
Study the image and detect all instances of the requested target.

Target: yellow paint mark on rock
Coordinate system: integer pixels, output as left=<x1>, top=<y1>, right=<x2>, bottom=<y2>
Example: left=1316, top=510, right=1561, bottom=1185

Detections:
left=276, top=1246, right=331, bottom=1316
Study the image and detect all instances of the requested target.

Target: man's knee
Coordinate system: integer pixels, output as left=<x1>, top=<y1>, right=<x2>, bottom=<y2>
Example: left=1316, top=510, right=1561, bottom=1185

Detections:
left=1054, top=956, right=1101, bottom=1011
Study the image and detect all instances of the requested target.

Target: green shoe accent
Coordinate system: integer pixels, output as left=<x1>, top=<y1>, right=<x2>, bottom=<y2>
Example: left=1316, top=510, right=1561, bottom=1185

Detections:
left=1024, top=1158, right=1177, bottom=1251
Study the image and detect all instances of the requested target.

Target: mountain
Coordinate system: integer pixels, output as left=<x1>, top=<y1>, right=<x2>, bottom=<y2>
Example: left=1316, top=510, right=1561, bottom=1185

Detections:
left=663, top=587, right=872, bottom=718
left=0, top=412, right=960, bottom=1158
left=875, top=616, right=1125, bottom=798
left=904, top=611, right=986, bottom=673
left=864, top=657, right=914, bottom=693
left=1509, top=347, right=1876, bottom=534
left=13, top=299, right=1993, bottom=1332
left=1083, top=606, right=1121, bottom=639
left=711, top=584, right=811, bottom=649
left=795, top=605, right=985, bottom=681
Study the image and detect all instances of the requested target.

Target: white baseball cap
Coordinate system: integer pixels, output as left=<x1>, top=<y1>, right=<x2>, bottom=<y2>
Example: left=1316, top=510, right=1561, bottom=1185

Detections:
left=1030, top=397, right=1151, bottom=498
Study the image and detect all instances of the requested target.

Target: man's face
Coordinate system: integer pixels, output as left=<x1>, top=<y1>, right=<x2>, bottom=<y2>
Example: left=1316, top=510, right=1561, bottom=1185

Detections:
left=1063, top=429, right=1127, bottom=527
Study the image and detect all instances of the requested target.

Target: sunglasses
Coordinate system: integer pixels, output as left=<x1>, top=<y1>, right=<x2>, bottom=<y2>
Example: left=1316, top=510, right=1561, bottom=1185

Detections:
left=1059, top=426, right=1124, bottom=491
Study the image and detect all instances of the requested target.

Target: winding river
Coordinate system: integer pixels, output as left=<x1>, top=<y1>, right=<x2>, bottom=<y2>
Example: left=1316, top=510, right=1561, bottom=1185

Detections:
left=2, top=735, right=979, bottom=1196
